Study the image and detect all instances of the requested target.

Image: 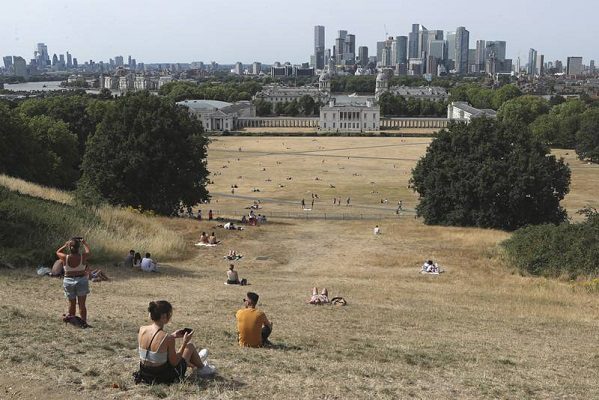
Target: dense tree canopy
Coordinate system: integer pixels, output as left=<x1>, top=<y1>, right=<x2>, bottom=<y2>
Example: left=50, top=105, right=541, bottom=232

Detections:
left=450, top=83, right=522, bottom=110
left=576, top=108, right=599, bottom=163
left=0, top=103, right=41, bottom=182
left=78, top=92, right=209, bottom=215
left=497, top=95, right=550, bottom=125
left=159, top=80, right=262, bottom=103
left=530, top=99, right=587, bottom=149
left=378, top=92, right=447, bottom=117
left=410, top=118, right=571, bottom=230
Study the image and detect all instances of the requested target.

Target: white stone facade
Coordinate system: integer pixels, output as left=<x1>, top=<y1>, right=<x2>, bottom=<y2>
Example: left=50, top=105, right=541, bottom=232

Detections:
left=319, top=97, right=380, bottom=132
left=447, top=102, right=497, bottom=122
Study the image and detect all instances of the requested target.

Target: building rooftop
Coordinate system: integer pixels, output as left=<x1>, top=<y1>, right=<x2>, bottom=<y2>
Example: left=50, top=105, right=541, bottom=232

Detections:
left=176, top=99, right=232, bottom=111
left=452, top=101, right=497, bottom=118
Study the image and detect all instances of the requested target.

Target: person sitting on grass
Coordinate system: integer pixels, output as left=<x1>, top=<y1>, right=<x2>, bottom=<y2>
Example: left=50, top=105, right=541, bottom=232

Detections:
left=122, top=249, right=135, bottom=267
left=137, top=300, right=212, bottom=384
left=141, top=253, right=158, bottom=272
left=226, top=264, right=247, bottom=285
left=208, top=232, right=219, bottom=245
left=199, top=232, right=209, bottom=244
left=89, top=269, right=110, bottom=282
left=133, top=252, right=142, bottom=269
left=307, top=287, right=330, bottom=305
left=236, top=292, right=272, bottom=347
left=421, top=260, right=440, bottom=273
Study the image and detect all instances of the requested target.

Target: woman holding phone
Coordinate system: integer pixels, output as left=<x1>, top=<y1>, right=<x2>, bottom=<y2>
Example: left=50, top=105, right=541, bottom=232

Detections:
left=56, top=237, right=91, bottom=327
left=136, top=301, right=210, bottom=384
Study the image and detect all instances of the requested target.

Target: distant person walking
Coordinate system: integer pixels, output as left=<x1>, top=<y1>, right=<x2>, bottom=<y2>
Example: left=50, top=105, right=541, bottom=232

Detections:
left=346, top=197, right=351, bottom=206
left=197, top=210, right=202, bottom=221
left=311, top=198, right=315, bottom=209
left=301, top=199, right=305, bottom=208
left=208, top=210, right=213, bottom=221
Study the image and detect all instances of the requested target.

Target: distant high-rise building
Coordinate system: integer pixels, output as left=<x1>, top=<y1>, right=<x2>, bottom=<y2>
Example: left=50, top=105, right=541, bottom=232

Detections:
left=36, top=43, right=49, bottom=68
left=446, top=32, right=456, bottom=61
left=475, top=40, right=486, bottom=72
left=408, top=24, right=420, bottom=59
left=535, top=54, right=545, bottom=76
left=376, top=41, right=386, bottom=63
left=455, top=27, right=469, bottom=74
left=314, top=25, right=325, bottom=70
left=590, top=60, right=596, bottom=74
left=234, top=62, right=243, bottom=75
left=344, top=34, right=356, bottom=63
left=73, top=58, right=78, bottom=68
left=485, top=41, right=506, bottom=62
left=566, top=57, right=583, bottom=76
left=128, top=55, right=132, bottom=67
left=527, top=48, right=538, bottom=75
left=13, top=56, right=28, bottom=78
left=251, top=62, right=262, bottom=75
left=396, top=36, right=408, bottom=65
left=335, top=33, right=345, bottom=63
left=66, top=52, right=72, bottom=68
left=357, top=46, right=368, bottom=67
left=115, top=56, right=124, bottom=67
left=429, top=40, right=445, bottom=62
left=52, top=54, right=58, bottom=66
left=3, top=55, right=13, bottom=70
left=59, top=54, right=65, bottom=70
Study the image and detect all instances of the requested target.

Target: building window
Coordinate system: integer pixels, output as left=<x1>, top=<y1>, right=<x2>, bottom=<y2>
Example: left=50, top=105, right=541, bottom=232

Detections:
left=324, top=123, right=326, bottom=128
left=324, top=113, right=327, bottom=118
left=373, top=113, right=376, bottom=119
left=364, top=123, right=366, bottom=128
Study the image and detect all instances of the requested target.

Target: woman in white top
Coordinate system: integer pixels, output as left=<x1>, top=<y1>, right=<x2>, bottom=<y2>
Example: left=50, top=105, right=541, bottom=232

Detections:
left=137, top=301, right=207, bottom=384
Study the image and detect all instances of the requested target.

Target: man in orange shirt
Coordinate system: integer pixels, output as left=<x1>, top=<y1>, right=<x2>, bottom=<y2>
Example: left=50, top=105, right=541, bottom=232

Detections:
left=236, top=292, right=272, bottom=347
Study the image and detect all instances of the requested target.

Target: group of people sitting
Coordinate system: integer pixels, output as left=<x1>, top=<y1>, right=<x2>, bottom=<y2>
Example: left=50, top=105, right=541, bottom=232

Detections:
left=420, top=260, right=443, bottom=274
left=137, top=293, right=271, bottom=384
left=197, top=232, right=219, bottom=245
left=124, top=250, right=160, bottom=272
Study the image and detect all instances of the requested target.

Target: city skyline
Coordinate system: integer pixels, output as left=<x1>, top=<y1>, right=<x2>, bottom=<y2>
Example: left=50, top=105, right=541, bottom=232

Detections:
left=1, top=0, right=598, bottom=64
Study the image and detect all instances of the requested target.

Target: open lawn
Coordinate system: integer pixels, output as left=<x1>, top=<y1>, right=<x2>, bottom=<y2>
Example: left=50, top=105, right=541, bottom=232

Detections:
left=0, top=137, right=598, bottom=400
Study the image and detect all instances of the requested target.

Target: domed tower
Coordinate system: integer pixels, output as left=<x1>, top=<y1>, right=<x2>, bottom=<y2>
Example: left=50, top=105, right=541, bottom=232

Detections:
left=319, top=70, right=331, bottom=93
left=375, top=71, right=389, bottom=99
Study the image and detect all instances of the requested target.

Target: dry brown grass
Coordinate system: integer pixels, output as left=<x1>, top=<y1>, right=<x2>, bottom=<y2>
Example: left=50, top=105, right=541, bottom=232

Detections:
left=0, top=174, right=73, bottom=204
left=0, top=138, right=598, bottom=400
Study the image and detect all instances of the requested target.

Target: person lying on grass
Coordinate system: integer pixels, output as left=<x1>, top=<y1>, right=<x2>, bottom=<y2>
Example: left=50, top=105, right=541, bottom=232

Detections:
left=137, top=300, right=212, bottom=384
left=89, top=269, right=110, bottom=282
left=307, top=287, right=330, bottom=305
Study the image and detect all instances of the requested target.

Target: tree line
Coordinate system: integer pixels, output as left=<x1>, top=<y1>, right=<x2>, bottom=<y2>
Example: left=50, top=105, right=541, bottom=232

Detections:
left=0, top=91, right=210, bottom=215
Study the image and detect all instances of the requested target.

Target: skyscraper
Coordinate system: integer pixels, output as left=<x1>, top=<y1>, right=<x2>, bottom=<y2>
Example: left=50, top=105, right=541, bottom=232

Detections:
left=475, top=40, right=486, bottom=73
left=408, top=24, right=420, bottom=59
left=358, top=46, right=368, bottom=67
left=13, top=56, right=27, bottom=78
left=66, top=52, right=72, bottom=68
left=396, top=36, right=408, bottom=65
left=446, top=32, right=456, bottom=62
left=345, top=34, right=356, bottom=63
left=115, top=56, right=124, bottom=67
left=429, top=40, right=446, bottom=62
left=566, top=57, right=583, bottom=76
left=36, top=43, right=49, bottom=68
left=535, top=54, right=545, bottom=76
left=528, top=48, right=538, bottom=75
left=590, top=60, right=596, bottom=74
left=485, top=41, right=506, bottom=62
left=314, top=25, right=325, bottom=70
left=455, top=27, right=469, bottom=74
left=3, top=55, right=13, bottom=70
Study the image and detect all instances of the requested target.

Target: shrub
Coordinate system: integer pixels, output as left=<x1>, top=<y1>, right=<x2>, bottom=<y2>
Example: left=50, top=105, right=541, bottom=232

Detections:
left=502, top=211, right=599, bottom=278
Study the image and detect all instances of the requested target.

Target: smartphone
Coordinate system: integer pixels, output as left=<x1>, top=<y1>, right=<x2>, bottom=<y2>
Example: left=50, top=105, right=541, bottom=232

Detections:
left=181, top=328, right=193, bottom=335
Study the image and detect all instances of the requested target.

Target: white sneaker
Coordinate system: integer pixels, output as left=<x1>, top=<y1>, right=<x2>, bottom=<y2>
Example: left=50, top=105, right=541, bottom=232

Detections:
left=198, top=348, right=208, bottom=363
left=198, top=363, right=217, bottom=378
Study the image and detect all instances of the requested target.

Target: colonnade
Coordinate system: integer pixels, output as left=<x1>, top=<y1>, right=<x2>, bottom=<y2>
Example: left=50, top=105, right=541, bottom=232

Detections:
left=237, top=117, right=319, bottom=129
left=380, top=118, right=449, bottom=129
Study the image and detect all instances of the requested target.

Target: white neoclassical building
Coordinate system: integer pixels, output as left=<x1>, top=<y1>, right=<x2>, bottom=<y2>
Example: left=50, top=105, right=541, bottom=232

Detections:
left=447, top=101, right=497, bottom=122
left=319, top=94, right=380, bottom=132
left=177, top=99, right=255, bottom=132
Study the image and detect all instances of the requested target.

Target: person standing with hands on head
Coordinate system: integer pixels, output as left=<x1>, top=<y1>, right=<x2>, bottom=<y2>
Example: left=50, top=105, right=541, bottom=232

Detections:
left=136, top=300, right=212, bottom=384
left=56, top=237, right=91, bottom=327
left=236, top=292, right=272, bottom=347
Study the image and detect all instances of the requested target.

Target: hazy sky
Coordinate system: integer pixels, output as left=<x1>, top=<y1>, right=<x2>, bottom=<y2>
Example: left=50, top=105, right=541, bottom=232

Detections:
left=1, top=0, right=597, bottom=65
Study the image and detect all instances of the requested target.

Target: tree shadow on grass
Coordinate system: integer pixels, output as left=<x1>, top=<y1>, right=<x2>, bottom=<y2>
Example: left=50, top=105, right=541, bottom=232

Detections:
left=264, top=342, right=303, bottom=351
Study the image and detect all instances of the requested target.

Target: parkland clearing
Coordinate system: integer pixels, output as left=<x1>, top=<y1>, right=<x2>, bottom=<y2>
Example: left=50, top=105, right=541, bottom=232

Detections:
left=0, top=136, right=598, bottom=400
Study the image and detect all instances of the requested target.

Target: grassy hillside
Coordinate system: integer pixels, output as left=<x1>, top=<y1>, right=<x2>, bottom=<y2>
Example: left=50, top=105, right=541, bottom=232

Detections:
left=0, top=175, right=186, bottom=267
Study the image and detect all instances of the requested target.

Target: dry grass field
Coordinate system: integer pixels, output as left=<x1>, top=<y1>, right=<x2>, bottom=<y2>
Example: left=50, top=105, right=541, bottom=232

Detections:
left=0, top=137, right=598, bottom=400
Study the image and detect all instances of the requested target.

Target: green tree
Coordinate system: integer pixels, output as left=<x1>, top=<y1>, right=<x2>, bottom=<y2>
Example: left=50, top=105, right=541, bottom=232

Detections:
left=254, top=99, right=272, bottom=116
left=491, top=84, right=522, bottom=109
left=497, top=95, right=550, bottom=125
left=575, top=108, right=599, bottom=163
left=274, top=102, right=286, bottom=116
left=77, top=92, right=209, bottom=215
left=285, top=100, right=299, bottom=116
left=298, top=95, right=316, bottom=116
left=410, top=118, right=570, bottom=230
left=27, top=115, right=79, bottom=189
left=530, top=99, right=586, bottom=148
left=0, top=104, right=41, bottom=182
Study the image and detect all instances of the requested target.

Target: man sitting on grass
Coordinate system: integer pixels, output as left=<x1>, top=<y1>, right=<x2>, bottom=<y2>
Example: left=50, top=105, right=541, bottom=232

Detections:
left=141, top=253, right=158, bottom=272
left=236, top=292, right=272, bottom=347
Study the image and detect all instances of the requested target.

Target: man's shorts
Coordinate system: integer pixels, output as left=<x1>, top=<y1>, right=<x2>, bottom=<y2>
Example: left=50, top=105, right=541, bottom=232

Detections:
left=63, top=276, right=90, bottom=299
